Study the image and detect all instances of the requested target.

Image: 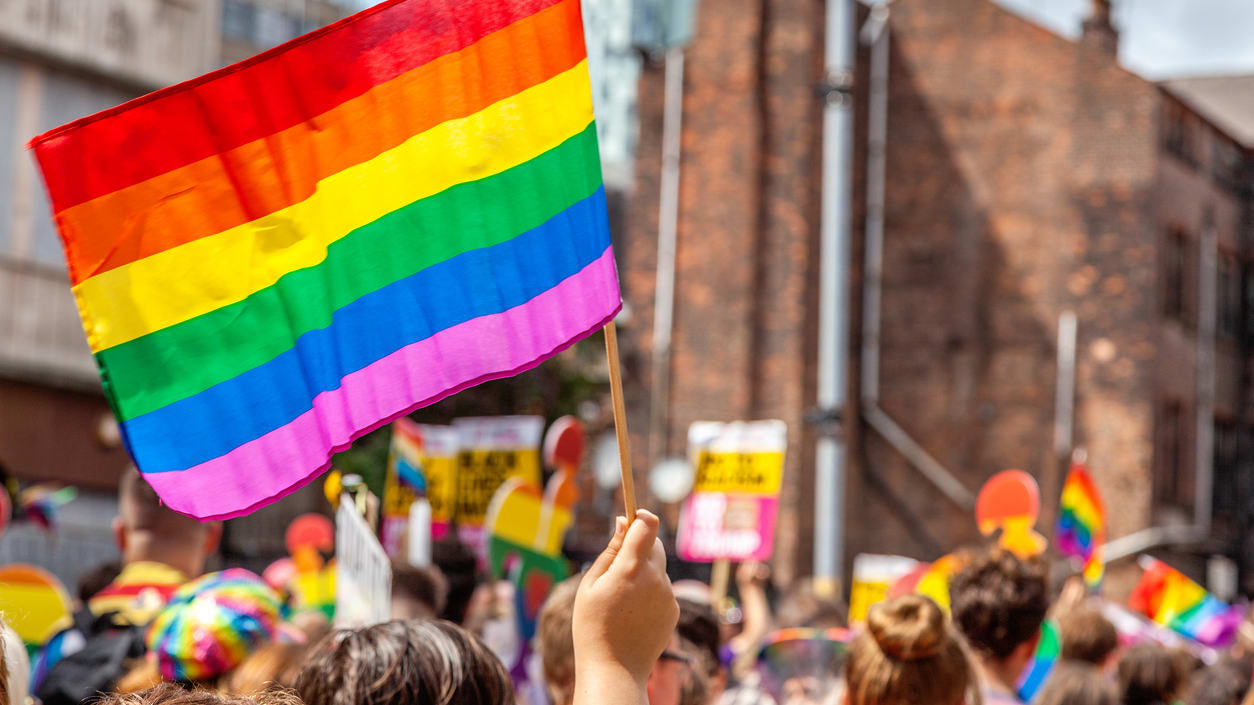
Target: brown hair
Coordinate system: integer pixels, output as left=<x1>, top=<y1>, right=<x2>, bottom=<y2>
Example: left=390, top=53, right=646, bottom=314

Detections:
left=1190, top=657, right=1252, bottom=705
left=1058, top=607, right=1118, bottom=665
left=948, top=547, right=1048, bottom=660
left=1035, top=662, right=1118, bottom=705
left=845, top=595, right=976, bottom=705
left=295, top=619, right=513, bottom=705
left=676, top=598, right=722, bottom=679
left=93, top=682, right=302, bottom=705
left=536, top=576, right=580, bottom=705
left=390, top=562, right=448, bottom=619
left=776, top=578, right=848, bottom=629
left=1118, top=643, right=1185, bottom=705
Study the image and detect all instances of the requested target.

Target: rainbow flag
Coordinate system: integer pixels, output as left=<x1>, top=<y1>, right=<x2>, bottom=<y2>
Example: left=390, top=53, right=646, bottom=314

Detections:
left=1128, top=558, right=1245, bottom=648
left=1016, top=619, right=1059, bottom=702
left=29, top=0, right=618, bottom=519
left=1055, top=462, right=1105, bottom=587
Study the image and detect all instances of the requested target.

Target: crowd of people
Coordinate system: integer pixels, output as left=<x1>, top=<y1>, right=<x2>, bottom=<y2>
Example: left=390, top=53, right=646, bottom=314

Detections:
left=4, top=468, right=1254, bottom=705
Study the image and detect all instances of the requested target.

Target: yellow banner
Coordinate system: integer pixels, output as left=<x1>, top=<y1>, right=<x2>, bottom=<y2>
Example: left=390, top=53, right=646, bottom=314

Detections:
left=426, top=455, right=458, bottom=524
left=692, top=451, right=784, bottom=495
left=454, top=449, right=541, bottom=527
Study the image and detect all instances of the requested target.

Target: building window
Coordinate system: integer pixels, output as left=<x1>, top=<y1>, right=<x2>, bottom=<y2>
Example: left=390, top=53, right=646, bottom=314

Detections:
left=1163, top=227, right=1189, bottom=322
left=1218, top=253, right=1240, bottom=339
left=1211, top=135, right=1244, bottom=193
left=1213, top=420, right=1239, bottom=521
left=1157, top=401, right=1190, bottom=510
left=1162, top=101, right=1199, bottom=168
left=222, top=0, right=256, bottom=42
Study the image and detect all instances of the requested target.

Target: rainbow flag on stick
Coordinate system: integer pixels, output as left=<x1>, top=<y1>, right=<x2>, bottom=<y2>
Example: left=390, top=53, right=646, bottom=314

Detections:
left=1128, top=558, right=1245, bottom=648
left=29, top=0, right=618, bottom=519
left=1055, top=461, right=1105, bottom=587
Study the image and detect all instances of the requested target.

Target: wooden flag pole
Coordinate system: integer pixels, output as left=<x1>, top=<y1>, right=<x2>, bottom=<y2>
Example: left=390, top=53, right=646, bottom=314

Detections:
left=604, top=321, right=638, bottom=518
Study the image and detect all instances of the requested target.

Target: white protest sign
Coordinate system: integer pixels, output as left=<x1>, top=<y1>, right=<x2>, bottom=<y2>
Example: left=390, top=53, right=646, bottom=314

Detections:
left=335, top=496, right=392, bottom=628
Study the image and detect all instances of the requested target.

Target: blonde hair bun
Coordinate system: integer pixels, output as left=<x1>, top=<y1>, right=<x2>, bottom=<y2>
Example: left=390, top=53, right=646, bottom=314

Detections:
left=865, top=594, right=946, bottom=662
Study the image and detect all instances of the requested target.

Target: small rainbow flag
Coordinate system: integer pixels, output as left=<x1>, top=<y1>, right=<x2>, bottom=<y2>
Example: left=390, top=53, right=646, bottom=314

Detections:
left=29, top=0, right=618, bottom=519
left=1128, top=558, right=1245, bottom=648
left=1016, top=619, right=1060, bottom=702
left=1055, top=461, right=1105, bottom=587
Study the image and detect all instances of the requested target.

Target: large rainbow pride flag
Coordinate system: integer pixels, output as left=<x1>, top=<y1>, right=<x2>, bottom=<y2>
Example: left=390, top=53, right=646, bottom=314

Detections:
left=29, top=0, right=618, bottom=520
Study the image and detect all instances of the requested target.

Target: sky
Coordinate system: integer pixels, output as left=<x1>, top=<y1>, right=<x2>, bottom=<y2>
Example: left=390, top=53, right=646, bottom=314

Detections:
left=343, top=0, right=1254, bottom=80
left=992, top=0, right=1254, bottom=79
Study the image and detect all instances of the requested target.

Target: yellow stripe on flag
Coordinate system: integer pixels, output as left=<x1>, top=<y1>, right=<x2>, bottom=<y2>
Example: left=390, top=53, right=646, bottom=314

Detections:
left=75, top=62, right=594, bottom=353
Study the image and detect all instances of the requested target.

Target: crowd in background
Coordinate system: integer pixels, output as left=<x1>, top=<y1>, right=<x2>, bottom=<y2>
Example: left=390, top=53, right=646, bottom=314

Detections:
left=2, top=468, right=1254, bottom=705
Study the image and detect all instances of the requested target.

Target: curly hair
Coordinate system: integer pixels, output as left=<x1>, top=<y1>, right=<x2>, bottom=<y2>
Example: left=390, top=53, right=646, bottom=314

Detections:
left=948, top=547, right=1048, bottom=660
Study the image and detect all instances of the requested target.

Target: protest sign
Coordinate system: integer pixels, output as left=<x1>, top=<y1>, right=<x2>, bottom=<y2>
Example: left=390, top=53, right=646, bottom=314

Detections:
left=847, top=554, right=920, bottom=627
left=414, top=424, right=459, bottom=539
left=485, top=416, right=584, bottom=640
left=677, top=420, right=786, bottom=562
left=381, top=418, right=427, bottom=557
left=976, top=469, right=1047, bottom=559
left=335, top=496, right=391, bottom=629
left=452, top=416, right=543, bottom=555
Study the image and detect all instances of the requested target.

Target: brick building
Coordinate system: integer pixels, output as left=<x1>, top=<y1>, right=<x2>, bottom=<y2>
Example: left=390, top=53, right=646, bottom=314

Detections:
left=618, top=0, right=1254, bottom=590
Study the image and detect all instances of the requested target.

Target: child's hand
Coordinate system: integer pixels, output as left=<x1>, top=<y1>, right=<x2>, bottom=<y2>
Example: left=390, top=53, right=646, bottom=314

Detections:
left=573, top=510, right=678, bottom=692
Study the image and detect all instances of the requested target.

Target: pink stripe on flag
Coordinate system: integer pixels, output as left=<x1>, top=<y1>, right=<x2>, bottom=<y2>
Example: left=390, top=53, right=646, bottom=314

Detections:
left=144, top=247, right=620, bottom=520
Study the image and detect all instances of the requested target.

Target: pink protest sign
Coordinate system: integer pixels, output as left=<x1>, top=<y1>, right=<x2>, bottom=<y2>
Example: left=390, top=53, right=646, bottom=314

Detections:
left=677, top=420, right=787, bottom=563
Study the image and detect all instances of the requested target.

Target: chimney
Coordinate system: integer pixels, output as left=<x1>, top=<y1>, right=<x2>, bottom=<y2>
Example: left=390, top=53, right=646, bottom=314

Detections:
left=1081, top=0, right=1119, bottom=56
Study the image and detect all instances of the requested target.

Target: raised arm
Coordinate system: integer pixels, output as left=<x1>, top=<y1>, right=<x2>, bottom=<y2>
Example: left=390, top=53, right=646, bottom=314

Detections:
left=572, top=510, right=679, bottom=705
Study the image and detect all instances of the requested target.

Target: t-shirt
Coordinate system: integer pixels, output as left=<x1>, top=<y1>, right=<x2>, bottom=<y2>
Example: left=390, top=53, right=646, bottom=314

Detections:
left=88, top=561, right=189, bottom=625
left=981, top=688, right=1024, bottom=705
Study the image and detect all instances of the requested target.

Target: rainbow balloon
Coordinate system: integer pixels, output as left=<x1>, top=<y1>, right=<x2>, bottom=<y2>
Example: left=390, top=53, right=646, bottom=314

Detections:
left=1128, top=558, right=1245, bottom=648
left=29, top=0, right=618, bottom=520
left=1055, top=462, right=1105, bottom=588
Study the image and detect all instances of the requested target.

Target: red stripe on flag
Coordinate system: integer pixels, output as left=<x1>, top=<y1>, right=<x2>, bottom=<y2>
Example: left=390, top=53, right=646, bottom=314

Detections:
left=30, top=0, right=564, bottom=213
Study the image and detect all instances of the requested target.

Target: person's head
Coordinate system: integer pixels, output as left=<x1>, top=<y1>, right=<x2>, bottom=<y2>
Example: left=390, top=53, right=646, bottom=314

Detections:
left=843, top=594, right=976, bottom=705
left=676, top=598, right=725, bottom=703
left=1058, top=607, right=1119, bottom=666
left=647, top=631, right=693, bottom=705
left=295, top=619, right=513, bottom=705
left=0, top=621, right=25, bottom=705
left=1118, top=643, right=1185, bottom=705
left=95, top=682, right=303, bottom=705
left=432, top=538, right=481, bottom=625
left=114, top=467, right=221, bottom=578
left=948, top=546, right=1047, bottom=678
left=390, top=562, right=448, bottom=621
left=536, top=576, right=580, bottom=705
left=1188, top=657, right=1252, bottom=705
left=1034, top=662, right=1118, bottom=705
left=146, top=569, right=283, bottom=684
left=776, top=578, right=848, bottom=630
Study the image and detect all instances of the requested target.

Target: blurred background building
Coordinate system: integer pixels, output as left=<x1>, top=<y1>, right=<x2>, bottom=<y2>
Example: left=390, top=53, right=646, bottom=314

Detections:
left=617, top=0, right=1254, bottom=592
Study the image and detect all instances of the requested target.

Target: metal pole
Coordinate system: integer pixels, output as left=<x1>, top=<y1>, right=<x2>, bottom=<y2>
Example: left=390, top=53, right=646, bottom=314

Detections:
left=1196, top=213, right=1216, bottom=532
left=814, top=0, right=855, bottom=590
left=649, top=48, right=685, bottom=478
left=1054, top=311, right=1077, bottom=456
